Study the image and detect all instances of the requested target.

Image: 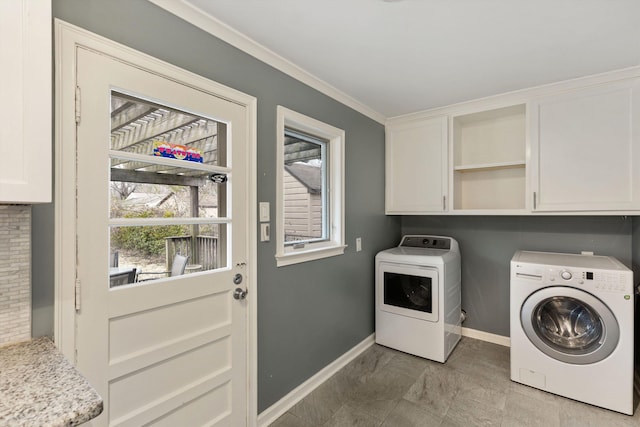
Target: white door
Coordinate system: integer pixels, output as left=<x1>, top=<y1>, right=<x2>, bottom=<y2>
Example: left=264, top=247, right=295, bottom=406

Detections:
left=75, top=47, right=249, bottom=426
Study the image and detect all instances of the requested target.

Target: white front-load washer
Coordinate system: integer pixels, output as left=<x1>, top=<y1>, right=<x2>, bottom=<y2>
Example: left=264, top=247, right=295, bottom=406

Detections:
left=375, top=235, right=461, bottom=363
left=511, top=250, right=635, bottom=415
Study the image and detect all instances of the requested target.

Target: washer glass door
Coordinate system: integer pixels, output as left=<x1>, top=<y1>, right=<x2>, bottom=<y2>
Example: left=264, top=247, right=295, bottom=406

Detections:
left=521, top=286, right=619, bottom=364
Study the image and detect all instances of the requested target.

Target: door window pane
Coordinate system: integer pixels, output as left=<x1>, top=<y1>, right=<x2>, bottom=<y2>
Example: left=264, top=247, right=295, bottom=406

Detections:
left=109, top=224, right=225, bottom=287
left=110, top=92, right=226, bottom=167
left=110, top=160, right=223, bottom=219
left=108, top=91, right=229, bottom=287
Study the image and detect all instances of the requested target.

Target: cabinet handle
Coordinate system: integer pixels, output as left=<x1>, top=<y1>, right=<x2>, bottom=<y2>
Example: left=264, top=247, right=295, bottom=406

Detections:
left=533, top=192, right=537, bottom=210
left=443, top=195, right=446, bottom=211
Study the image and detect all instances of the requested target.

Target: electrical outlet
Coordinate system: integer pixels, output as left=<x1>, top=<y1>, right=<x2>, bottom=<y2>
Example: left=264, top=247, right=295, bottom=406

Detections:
left=260, top=223, right=270, bottom=242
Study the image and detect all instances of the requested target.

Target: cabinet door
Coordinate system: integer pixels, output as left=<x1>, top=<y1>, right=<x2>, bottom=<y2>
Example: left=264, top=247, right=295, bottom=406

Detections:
left=0, top=1, right=51, bottom=203
left=531, top=79, right=640, bottom=211
left=386, top=116, right=448, bottom=213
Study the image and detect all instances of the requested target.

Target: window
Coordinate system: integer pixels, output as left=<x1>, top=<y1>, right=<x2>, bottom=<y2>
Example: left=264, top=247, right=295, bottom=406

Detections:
left=109, top=91, right=229, bottom=286
left=276, top=106, right=345, bottom=266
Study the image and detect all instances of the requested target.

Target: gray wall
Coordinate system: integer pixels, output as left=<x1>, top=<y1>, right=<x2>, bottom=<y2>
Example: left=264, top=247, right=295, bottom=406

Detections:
left=34, top=0, right=399, bottom=412
left=401, top=216, right=633, bottom=337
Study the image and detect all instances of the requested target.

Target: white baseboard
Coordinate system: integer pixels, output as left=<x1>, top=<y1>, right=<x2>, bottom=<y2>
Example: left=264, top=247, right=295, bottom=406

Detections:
left=462, top=327, right=511, bottom=347
left=257, top=334, right=375, bottom=427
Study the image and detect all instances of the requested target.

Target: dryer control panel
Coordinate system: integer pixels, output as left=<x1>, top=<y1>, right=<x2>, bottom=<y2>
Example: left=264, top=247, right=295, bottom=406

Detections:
left=400, top=235, right=450, bottom=249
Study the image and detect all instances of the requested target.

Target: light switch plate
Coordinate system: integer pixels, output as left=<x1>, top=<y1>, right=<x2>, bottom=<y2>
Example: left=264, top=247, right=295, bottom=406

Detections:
left=356, top=237, right=362, bottom=252
left=259, top=202, right=270, bottom=222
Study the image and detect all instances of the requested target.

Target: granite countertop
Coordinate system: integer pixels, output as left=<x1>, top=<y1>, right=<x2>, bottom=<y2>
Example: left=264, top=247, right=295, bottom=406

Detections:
left=0, top=337, right=103, bottom=426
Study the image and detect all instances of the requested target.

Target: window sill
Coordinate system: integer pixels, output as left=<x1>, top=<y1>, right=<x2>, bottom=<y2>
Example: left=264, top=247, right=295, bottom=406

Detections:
left=275, top=245, right=347, bottom=267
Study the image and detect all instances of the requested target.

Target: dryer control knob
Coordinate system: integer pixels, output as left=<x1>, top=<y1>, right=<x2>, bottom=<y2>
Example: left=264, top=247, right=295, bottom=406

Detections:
left=560, top=270, right=572, bottom=280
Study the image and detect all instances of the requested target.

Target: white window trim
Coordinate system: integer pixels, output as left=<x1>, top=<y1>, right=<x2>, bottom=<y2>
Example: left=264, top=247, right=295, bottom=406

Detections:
left=276, top=106, right=346, bottom=267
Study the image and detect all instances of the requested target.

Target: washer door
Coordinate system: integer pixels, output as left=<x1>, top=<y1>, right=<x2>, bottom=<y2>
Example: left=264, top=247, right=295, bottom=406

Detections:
left=520, top=286, right=619, bottom=365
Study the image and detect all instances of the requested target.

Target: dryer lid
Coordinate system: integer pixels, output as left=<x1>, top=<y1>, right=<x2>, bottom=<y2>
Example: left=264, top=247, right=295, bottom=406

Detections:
left=376, top=235, right=460, bottom=264
left=376, top=246, right=448, bottom=265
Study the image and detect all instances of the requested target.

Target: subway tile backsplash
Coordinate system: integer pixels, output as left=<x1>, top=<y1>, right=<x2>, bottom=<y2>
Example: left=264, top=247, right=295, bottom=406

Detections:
left=0, top=205, right=31, bottom=345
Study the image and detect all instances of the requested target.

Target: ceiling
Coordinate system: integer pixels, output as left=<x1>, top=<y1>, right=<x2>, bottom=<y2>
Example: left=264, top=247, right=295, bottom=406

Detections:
left=155, top=0, right=640, bottom=121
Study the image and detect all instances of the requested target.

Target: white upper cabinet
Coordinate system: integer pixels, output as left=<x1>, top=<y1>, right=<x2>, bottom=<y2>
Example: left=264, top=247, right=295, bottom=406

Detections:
left=385, top=116, right=447, bottom=214
left=385, top=67, right=640, bottom=216
left=451, top=104, right=527, bottom=212
left=531, top=78, right=640, bottom=212
left=0, top=1, right=52, bottom=203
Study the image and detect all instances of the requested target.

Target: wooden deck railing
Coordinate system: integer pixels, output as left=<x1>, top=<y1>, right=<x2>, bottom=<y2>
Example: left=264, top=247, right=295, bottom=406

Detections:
left=165, top=235, right=218, bottom=271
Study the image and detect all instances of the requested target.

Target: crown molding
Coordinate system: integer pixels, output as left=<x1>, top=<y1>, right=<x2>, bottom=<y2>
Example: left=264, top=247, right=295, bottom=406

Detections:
left=148, top=0, right=386, bottom=124
left=387, top=65, right=640, bottom=125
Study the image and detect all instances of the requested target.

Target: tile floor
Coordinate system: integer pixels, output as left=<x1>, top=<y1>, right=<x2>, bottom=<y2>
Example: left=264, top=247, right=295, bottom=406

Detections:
left=270, top=337, right=640, bottom=427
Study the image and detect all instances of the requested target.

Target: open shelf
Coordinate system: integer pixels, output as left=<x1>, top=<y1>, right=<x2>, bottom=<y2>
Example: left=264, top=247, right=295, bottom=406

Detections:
left=454, top=160, right=525, bottom=173
left=452, top=104, right=526, bottom=210
left=454, top=167, right=525, bottom=210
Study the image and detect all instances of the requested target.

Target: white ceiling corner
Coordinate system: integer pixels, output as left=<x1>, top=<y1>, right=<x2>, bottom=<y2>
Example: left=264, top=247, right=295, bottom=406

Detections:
left=151, top=0, right=640, bottom=123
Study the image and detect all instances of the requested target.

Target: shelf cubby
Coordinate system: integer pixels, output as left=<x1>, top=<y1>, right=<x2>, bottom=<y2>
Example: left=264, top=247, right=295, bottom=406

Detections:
left=452, top=104, right=526, bottom=210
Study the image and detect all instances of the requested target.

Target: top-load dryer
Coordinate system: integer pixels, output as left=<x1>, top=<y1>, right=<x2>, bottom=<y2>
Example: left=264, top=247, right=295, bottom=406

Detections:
left=375, top=235, right=461, bottom=362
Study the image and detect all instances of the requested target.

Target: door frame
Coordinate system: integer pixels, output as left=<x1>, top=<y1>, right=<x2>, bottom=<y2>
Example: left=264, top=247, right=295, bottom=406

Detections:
left=53, top=20, right=258, bottom=425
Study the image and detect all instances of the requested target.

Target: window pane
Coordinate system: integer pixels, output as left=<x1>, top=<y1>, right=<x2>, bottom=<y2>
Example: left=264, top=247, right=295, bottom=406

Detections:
left=110, top=160, right=223, bottom=219
left=109, top=224, right=226, bottom=287
left=110, top=92, right=226, bottom=167
left=283, top=129, right=328, bottom=244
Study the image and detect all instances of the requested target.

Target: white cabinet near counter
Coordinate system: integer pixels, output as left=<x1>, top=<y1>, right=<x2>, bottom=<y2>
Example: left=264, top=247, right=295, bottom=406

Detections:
left=0, top=0, right=51, bottom=203
left=385, top=116, right=447, bottom=214
left=530, top=78, right=640, bottom=212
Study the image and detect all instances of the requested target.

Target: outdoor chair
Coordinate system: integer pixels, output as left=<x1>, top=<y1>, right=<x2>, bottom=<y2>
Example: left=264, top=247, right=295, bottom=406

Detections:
left=110, top=251, right=119, bottom=267
left=137, top=254, right=190, bottom=281
left=110, top=267, right=137, bottom=287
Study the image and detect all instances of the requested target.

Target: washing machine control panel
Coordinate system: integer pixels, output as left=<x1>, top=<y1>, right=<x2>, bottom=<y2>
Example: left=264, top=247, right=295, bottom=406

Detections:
left=545, top=268, right=630, bottom=293
left=514, top=262, right=630, bottom=293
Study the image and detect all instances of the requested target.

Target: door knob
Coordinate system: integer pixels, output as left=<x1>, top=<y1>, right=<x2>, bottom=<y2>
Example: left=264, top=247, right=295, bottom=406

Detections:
left=233, top=287, right=247, bottom=300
